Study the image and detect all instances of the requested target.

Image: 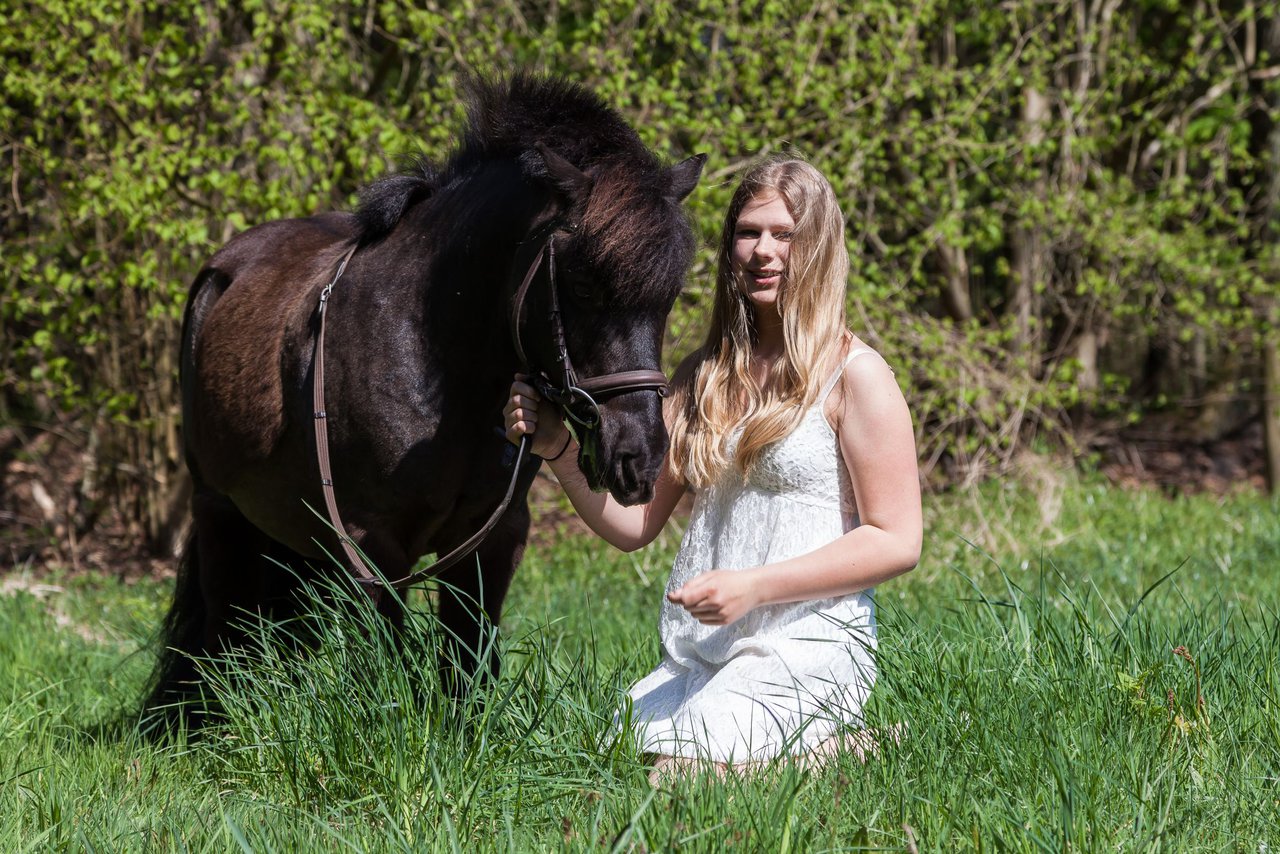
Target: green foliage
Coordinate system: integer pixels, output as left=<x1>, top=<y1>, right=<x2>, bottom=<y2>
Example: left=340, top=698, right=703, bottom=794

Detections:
left=3, top=1, right=1279, bottom=542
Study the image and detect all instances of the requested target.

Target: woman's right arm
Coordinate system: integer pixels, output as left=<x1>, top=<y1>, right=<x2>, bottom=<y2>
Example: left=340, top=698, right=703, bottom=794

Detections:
left=503, top=377, right=687, bottom=552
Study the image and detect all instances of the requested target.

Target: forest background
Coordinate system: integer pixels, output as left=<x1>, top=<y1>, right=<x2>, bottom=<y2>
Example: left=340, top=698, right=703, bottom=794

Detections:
left=3, top=0, right=1280, bottom=570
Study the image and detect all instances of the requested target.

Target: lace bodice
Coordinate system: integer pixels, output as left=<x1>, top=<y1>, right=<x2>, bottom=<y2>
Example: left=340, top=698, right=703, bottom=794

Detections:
left=729, top=404, right=856, bottom=513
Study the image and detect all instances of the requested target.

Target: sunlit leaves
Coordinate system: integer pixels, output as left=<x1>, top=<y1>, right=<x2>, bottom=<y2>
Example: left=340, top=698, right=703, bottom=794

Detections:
left=3, top=0, right=1278, bottom=525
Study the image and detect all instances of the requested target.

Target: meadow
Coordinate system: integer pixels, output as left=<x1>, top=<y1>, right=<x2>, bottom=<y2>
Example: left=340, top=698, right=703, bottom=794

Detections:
left=1, top=474, right=1277, bottom=851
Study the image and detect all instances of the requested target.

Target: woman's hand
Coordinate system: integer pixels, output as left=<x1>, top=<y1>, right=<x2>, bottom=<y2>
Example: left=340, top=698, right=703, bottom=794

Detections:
left=667, top=569, right=760, bottom=626
left=504, top=375, right=571, bottom=460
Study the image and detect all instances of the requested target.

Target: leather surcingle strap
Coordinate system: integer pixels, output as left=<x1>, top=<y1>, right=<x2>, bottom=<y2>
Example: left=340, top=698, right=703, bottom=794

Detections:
left=311, top=242, right=379, bottom=592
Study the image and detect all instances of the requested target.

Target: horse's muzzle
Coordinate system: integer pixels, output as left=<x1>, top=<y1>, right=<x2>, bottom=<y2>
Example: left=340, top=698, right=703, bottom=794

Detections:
left=584, top=393, right=668, bottom=505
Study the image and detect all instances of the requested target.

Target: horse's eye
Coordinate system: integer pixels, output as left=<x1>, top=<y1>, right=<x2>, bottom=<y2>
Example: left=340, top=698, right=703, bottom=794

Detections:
left=569, top=275, right=596, bottom=303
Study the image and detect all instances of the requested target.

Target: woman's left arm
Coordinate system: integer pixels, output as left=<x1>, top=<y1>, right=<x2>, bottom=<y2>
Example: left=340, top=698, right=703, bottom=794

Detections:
left=670, top=352, right=922, bottom=626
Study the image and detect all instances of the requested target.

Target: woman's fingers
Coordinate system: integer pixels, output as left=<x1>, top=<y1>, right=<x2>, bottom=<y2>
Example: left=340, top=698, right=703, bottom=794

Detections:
left=504, top=383, right=542, bottom=445
left=505, top=375, right=569, bottom=457
left=511, top=379, right=540, bottom=400
left=504, top=391, right=541, bottom=416
left=504, top=418, right=534, bottom=445
left=668, top=570, right=753, bottom=626
left=670, top=584, right=726, bottom=625
left=504, top=402, right=539, bottom=427
left=669, top=583, right=703, bottom=603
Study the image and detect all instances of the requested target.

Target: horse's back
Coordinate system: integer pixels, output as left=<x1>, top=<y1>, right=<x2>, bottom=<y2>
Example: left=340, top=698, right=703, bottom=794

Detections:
left=184, top=213, right=358, bottom=491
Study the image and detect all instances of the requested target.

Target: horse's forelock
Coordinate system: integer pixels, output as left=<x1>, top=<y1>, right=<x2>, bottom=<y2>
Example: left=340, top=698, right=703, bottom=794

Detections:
left=354, top=74, right=693, bottom=299
left=579, top=165, right=695, bottom=307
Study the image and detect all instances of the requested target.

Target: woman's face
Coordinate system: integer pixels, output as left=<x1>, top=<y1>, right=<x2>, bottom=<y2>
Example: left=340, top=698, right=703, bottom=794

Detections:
left=731, top=190, right=794, bottom=316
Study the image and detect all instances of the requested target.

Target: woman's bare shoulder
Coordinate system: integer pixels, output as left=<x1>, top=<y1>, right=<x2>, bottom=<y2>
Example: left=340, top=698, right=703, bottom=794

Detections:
left=843, top=336, right=891, bottom=380
left=825, top=334, right=897, bottom=423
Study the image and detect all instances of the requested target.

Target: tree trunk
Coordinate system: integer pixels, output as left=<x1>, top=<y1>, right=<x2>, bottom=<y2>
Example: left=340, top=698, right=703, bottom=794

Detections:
left=1261, top=15, right=1280, bottom=493
left=937, top=240, right=973, bottom=322
left=1009, top=86, right=1050, bottom=356
left=1262, top=337, right=1280, bottom=492
left=1076, top=327, right=1100, bottom=394
left=935, top=22, right=972, bottom=324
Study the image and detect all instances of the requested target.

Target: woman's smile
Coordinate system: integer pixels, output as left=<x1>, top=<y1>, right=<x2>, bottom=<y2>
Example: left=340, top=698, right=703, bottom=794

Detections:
left=747, top=268, right=783, bottom=286
left=732, top=190, right=794, bottom=312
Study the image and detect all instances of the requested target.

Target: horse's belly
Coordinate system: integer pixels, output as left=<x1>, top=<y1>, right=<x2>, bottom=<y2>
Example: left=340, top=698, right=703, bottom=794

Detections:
left=229, top=474, right=330, bottom=560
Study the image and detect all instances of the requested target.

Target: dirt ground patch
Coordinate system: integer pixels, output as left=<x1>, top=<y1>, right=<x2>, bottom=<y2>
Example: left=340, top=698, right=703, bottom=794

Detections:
left=1093, top=419, right=1266, bottom=496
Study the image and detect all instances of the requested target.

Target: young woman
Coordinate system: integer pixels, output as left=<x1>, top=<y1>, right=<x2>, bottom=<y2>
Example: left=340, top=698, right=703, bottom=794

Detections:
left=504, top=157, right=922, bottom=780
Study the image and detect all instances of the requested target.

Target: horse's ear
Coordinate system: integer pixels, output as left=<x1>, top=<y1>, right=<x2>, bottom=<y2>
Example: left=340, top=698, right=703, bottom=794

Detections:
left=531, top=142, right=593, bottom=208
left=667, top=153, right=707, bottom=202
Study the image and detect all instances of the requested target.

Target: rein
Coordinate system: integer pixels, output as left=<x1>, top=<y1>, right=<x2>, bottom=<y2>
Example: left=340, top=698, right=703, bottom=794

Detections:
left=311, top=216, right=667, bottom=597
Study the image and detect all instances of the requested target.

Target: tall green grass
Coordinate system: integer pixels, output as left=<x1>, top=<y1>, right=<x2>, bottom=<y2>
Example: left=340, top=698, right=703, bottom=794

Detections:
left=0, top=477, right=1277, bottom=850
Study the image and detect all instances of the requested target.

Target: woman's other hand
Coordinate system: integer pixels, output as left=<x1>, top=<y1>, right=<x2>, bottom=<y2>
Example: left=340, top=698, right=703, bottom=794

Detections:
left=667, top=569, right=760, bottom=626
left=504, top=375, right=570, bottom=460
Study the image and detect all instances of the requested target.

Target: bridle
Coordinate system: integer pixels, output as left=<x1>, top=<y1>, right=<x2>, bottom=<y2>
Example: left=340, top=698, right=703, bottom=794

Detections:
left=311, top=214, right=669, bottom=598
left=507, top=215, right=669, bottom=431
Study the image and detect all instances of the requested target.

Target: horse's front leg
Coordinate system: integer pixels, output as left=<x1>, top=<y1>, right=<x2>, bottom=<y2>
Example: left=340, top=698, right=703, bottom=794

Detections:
left=433, top=498, right=532, bottom=699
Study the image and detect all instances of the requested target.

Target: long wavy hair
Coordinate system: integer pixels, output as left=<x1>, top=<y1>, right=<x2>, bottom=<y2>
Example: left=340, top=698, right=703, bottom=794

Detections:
left=669, top=157, right=850, bottom=489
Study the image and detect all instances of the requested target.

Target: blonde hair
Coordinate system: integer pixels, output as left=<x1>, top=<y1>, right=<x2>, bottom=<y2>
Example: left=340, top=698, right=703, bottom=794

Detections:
left=669, top=157, right=850, bottom=489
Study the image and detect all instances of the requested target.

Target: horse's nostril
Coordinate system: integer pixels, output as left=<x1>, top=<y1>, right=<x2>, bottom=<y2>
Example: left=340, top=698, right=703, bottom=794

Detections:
left=611, top=449, right=658, bottom=506
left=616, top=454, right=639, bottom=496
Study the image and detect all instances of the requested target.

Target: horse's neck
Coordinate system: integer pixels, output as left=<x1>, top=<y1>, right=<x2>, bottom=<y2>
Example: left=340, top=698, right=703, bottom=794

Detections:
left=441, top=161, right=544, bottom=276
left=416, top=168, right=547, bottom=376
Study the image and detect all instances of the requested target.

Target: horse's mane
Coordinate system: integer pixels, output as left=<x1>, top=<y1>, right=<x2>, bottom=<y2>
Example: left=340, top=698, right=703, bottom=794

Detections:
left=354, top=166, right=438, bottom=240
left=355, top=74, right=663, bottom=243
left=455, top=73, right=657, bottom=175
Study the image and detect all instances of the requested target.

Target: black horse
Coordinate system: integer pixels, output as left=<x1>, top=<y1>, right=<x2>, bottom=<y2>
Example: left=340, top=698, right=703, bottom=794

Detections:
left=145, top=74, right=704, bottom=725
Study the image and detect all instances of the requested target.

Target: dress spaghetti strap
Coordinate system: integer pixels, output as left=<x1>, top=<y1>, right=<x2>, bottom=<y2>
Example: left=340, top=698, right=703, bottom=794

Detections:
left=818, top=347, right=875, bottom=400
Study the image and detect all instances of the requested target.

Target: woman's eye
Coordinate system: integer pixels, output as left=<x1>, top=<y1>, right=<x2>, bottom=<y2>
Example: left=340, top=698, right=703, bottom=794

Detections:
left=775, top=231, right=793, bottom=241
left=735, top=229, right=759, bottom=239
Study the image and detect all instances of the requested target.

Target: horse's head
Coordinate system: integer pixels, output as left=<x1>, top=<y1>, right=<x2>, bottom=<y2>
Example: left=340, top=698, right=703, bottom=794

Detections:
left=513, top=144, right=704, bottom=505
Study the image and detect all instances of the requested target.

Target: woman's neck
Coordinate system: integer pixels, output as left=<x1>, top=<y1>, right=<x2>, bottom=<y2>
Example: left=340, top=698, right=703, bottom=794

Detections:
left=745, top=307, right=786, bottom=393
left=751, top=308, right=786, bottom=360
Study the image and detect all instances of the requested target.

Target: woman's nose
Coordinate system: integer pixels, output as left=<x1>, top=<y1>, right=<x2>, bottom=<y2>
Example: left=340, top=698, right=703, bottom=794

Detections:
left=754, top=232, right=778, bottom=258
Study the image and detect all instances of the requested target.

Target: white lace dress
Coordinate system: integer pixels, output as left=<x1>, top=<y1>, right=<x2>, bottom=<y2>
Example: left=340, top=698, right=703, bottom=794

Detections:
left=625, top=349, right=879, bottom=764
